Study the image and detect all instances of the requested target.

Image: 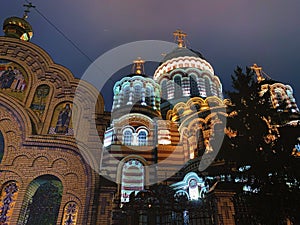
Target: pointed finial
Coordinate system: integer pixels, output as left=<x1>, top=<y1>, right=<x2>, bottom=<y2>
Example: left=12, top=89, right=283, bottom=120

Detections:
left=132, top=57, right=145, bottom=75
left=173, top=29, right=187, bottom=48
left=251, top=63, right=265, bottom=83
left=23, top=2, right=36, bottom=19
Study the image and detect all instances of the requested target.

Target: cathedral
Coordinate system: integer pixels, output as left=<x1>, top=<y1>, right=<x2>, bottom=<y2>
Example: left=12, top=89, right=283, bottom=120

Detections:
left=0, top=9, right=299, bottom=225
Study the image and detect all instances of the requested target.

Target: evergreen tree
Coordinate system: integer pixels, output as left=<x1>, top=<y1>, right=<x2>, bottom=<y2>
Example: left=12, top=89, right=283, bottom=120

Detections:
left=225, top=66, right=300, bottom=224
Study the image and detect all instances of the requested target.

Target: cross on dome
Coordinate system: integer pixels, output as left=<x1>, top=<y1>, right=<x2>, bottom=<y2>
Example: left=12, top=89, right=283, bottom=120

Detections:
left=132, top=57, right=145, bottom=75
left=23, top=2, right=36, bottom=19
left=251, top=63, right=264, bottom=83
left=173, top=29, right=187, bottom=48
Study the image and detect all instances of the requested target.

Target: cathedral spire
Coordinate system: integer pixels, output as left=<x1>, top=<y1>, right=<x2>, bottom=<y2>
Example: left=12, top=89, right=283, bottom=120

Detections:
left=132, top=57, right=145, bottom=75
left=173, top=29, right=187, bottom=48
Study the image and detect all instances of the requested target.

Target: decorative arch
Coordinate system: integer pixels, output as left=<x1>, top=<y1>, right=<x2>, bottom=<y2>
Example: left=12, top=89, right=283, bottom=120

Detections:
left=145, top=85, right=153, bottom=106
left=17, top=174, right=63, bottom=225
left=120, top=159, right=145, bottom=203
left=171, top=172, right=208, bottom=201
left=189, top=74, right=199, bottom=97
left=133, top=82, right=142, bottom=104
left=204, top=76, right=212, bottom=97
left=173, top=75, right=183, bottom=98
left=182, top=77, right=190, bottom=96
left=122, top=84, right=131, bottom=106
left=137, top=129, right=148, bottom=146
left=0, top=59, right=30, bottom=102
left=0, top=95, right=32, bottom=140
left=167, top=80, right=174, bottom=99
left=122, top=128, right=133, bottom=146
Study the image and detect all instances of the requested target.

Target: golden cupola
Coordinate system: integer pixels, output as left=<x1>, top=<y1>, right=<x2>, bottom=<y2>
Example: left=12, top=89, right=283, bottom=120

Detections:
left=3, top=3, right=35, bottom=41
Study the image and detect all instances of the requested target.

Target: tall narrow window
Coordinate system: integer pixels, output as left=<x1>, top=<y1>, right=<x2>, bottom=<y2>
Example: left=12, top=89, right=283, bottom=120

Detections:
left=190, top=75, right=199, bottom=97
left=138, top=130, right=147, bottom=146
left=161, top=80, right=168, bottom=100
left=274, top=89, right=285, bottom=109
left=121, top=160, right=144, bottom=203
left=174, top=76, right=182, bottom=98
left=167, top=81, right=175, bottom=99
left=62, top=202, right=78, bottom=225
left=133, top=84, right=142, bottom=104
left=123, top=130, right=133, bottom=146
left=182, top=78, right=190, bottom=96
left=123, top=85, right=130, bottom=106
left=145, top=86, right=152, bottom=106
left=204, top=77, right=212, bottom=97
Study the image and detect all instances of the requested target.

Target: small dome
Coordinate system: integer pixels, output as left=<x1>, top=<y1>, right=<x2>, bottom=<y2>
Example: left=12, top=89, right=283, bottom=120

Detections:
left=162, top=47, right=205, bottom=62
left=3, top=16, right=33, bottom=41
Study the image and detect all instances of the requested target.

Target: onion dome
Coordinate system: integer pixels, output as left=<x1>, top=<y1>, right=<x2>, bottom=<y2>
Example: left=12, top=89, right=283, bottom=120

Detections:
left=3, top=3, right=35, bottom=41
left=162, top=47, right=205, bottom=63
left=154, top=30, right=223, bottom=103
left=111, top=58, right=161, bottom=118
left=253, top=64, right=299, bottom=114
left=3, top=17, right=33, bottom=41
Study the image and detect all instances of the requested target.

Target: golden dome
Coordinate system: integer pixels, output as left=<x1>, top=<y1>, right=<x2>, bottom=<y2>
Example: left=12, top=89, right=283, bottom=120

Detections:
left=3, top=16, right=33, bottom=41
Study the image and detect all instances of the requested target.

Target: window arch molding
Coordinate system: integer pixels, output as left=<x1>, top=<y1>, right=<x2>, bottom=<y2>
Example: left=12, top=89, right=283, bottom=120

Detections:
left=61, top=201, right=79, bottom=225
left=173, top=75, right=183, bottom=98
left=121, top=84, right=131, bottom=106
left=120, top=159, right=145, bottom=202
left=137, top=129, right=148, bottom=146
left=160, top=79, right=168, bottom=100
left=145, top=85, right=154, bottom=106
left=116, top=156, right=150, bottom=202
left=132, top=82, right=143, bottom=104
left=203, top=75, right=212, bottom=97
left=122, top=127, right=134, bottom=146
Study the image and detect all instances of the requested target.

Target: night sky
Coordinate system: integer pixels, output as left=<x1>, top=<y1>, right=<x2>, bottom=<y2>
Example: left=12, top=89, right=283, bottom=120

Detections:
left=1, top=0, right=300, bottom=111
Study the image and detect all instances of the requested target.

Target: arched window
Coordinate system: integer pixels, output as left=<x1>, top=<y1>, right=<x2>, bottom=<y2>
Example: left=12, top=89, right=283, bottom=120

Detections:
left=17, top=175, right=63, bottom=225
left=161, top=80, right=168, bottom=100
left=145, top=86, right=152, bottom=106
left=123, top=130, right=133, bottom=146
left=30, top=84, right=50, bottom=116
left=123, top=85, right=130, bottom=105
left=62, top=202, right=78, bottom=225
left=138, top=130, right=148, bottom=146
left=133, top=84, right=142, bottom=104
left=204, top=77, right=212, bottom=97
left=0, top=181, right=19, bottom=224
left=190, top=75, right=199, bottom=97
left=167, top=80, right=175, bottom=99
left=182, top=78, right=190, bottom=96
left=121, top=160, right=144, bottom=202
left=274, top=89, right=285, bottom=109
left=174, top=76, right=182, bottom=98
